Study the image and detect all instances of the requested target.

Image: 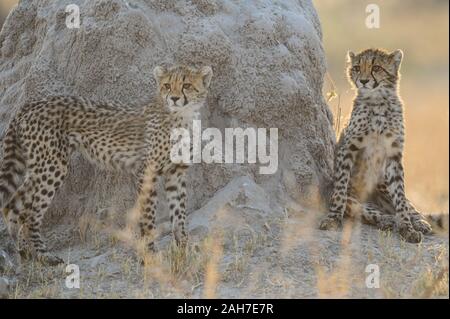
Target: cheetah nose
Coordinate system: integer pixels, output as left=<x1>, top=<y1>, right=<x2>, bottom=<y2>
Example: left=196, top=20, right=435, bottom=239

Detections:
left=360, top=79, right=369, bottom=85
left=171, top=96, right=180, bottom=103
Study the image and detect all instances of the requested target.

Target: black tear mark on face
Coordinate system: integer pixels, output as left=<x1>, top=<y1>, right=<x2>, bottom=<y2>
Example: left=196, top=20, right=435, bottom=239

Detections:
left=370, top=57, right=379, bottom=88
left=182, top=90, right=188, bottom=106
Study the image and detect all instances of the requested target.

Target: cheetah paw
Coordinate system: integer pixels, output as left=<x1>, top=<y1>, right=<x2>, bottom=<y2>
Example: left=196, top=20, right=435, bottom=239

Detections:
left=175, top=235, right=189, bottom=249
left=18, top=248, right=33, bottom=261
left=37, top=253, right=64, bottom=266
left=399, top=226, right=422, bottom=243
left=138, top=243, right=156, bottom=266
left=319, top=215, right=342, bottom=231
left=412, top=218, right=433, bottom=235
left=378, top=215, right=396, bottom=231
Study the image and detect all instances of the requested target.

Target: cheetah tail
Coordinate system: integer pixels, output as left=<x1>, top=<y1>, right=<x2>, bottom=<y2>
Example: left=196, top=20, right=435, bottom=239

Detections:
left=0, top=122, right=26, bottom=209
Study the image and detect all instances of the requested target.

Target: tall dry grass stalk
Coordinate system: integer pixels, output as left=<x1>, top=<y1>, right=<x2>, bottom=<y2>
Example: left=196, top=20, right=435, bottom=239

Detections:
left=203, top=232, right=223, bottom=298
left=325, top=71, right=343, bottom=137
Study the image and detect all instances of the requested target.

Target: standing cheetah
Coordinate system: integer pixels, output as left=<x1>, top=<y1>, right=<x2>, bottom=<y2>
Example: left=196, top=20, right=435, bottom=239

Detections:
left=0, top=65, right=213, bottom=264
left=319, top=48, right=432, bottom=243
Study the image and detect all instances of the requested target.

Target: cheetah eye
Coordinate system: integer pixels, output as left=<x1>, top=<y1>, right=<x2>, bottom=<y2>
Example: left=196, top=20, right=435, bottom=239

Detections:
left=183, top=83, right=192, bottom=90
left=164, top=83, right=171, bottom=90
left=372, top=65, right=382, bottom=72
left=352, top=65, right=360, bottom=72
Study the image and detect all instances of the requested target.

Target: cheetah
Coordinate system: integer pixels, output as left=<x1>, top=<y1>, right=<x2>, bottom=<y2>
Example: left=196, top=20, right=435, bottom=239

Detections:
left=319, top=48, right=433, bottom=243
left=0, top=64, right=213, bottom=264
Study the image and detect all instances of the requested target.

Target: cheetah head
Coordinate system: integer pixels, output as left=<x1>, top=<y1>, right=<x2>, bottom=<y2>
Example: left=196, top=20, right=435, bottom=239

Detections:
left=347, top=48, right=403, bottom=91
left=153, top=65, right=213, bottom=113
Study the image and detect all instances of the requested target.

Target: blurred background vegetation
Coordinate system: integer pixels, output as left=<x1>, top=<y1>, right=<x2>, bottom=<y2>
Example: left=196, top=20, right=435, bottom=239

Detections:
left=0, top=0, right=448, bottom=213
left=0, top=0, right=16, bottom=26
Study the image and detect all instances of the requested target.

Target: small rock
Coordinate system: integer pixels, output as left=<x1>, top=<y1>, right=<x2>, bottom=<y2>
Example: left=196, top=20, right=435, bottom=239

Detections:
left=87, top=252, right=110, bottom=268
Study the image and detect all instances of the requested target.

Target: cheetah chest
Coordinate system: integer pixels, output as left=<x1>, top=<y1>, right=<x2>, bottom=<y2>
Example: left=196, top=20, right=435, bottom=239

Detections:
left=351, top=132, right=389, bottom=200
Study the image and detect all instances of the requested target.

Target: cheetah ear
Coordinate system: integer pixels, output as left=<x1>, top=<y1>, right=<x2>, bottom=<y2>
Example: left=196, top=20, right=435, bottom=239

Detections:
left=347, top=51, right=355, bottom=63
left=390, top=49, right=403, bottom=69
left=200, top=66, right=213, bottom=88
left=153, top=66, right=166, bottom=84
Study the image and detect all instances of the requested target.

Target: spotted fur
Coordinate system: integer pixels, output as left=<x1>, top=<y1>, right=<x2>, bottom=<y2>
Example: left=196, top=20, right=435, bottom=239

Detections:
left=319, top=48, right=432, bottom=243
left=0, top=65, right=213, bottom=264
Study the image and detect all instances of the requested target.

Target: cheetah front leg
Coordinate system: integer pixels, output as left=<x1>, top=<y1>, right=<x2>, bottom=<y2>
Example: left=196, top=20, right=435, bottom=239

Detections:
left=405, top=201, right=433, bottom=235
left=164, top=165, right=188, bottom=247
left=319, top=138, right=358, bottom=230
left=384, top=157, right=422, bottom=243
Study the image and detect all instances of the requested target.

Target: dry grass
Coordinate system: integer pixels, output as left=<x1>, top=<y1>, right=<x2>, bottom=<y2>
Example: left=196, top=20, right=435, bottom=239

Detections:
left=0, top=0, right=17, bottom=12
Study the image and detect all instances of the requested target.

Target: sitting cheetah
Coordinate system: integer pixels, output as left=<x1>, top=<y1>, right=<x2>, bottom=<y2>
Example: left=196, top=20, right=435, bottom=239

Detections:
left=319, top=48, right=432, bottom=243
left=0, top=65, right=213, bottom=264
